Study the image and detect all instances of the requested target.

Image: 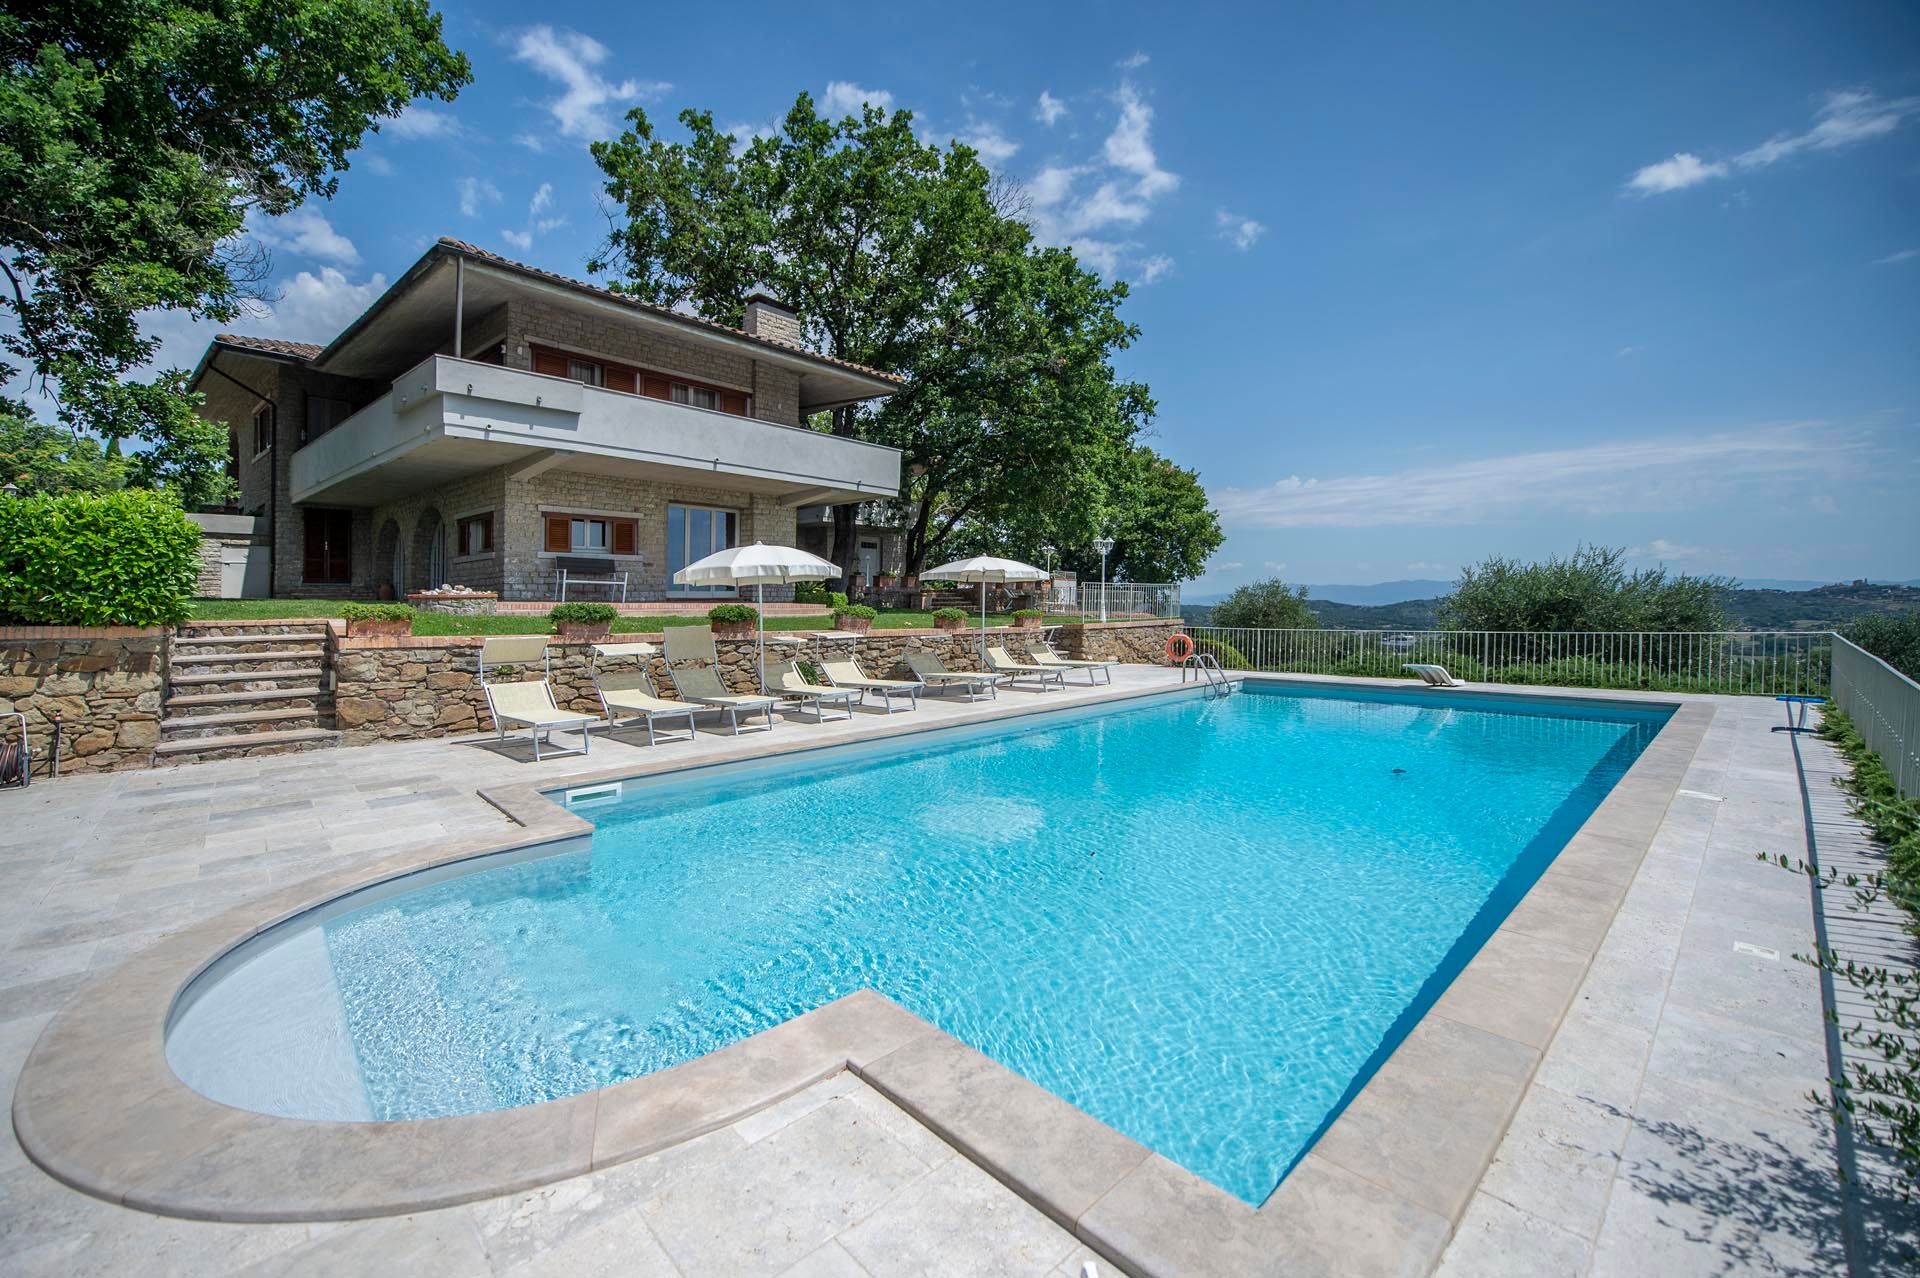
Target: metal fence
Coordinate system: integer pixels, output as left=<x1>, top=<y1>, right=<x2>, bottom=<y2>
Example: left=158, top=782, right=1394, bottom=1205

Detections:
left=1830, top=634, right=1919, bottom=797
left=1048, top=581, right=1183, bottom=620
left=1184, top=627, right=1833, bottom=698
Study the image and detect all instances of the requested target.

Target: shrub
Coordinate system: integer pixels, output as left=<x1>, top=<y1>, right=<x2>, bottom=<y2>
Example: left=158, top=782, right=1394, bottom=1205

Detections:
left=1211, top=579, right=1318, bottom=630
left=548, top=602, right=618, bottom=626
left=707, top=603, right=758, bottom=625
left=1441, top=544, right=1731, bottom=633
left=829, top=590, right=849, bottom=611
left=1011, top=608, right=1044, bottom=619
left=339, top=602, right=415, bottom=623
left=1845, top=611, right=1920, bottom=681
left=792, top=581, right=830, bottom=605
left=835, top=603, right=878, bottom=620
left=931, top=607, right=966, bottom=622
left=1195, top=637, right=1251, bottom=670
left=0, top=488, right=201, bottom=626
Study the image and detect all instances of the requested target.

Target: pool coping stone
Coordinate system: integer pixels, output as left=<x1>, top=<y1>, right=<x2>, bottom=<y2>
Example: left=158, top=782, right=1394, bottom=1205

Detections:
left=10, top=674, right=1715, bottom=1277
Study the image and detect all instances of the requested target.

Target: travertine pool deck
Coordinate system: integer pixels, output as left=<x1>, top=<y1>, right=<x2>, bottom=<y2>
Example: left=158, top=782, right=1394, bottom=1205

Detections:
left=0, top=669, right=1891, bottom=1276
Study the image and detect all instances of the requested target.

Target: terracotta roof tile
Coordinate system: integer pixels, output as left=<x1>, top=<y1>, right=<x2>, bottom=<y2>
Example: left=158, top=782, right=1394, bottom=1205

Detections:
left=434, top=238, right=904, bottom=385
left=213, top=334, right=325, bottom=360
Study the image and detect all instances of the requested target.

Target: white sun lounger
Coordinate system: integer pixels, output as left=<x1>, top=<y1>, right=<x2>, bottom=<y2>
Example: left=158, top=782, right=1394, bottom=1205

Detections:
left=1404, top=663, right=1468, bottom=689
left=986, top=645, right=1066, bottom=691
left=662, top=627, right=778, bottom=734
left=819, top=656, right=921, bottom=713
left=771, top=661, right=859, bottom=722
left=478, top=637, right=594, bottom=760
left=1028, top=641, right=1116, bottom=685
left=903, top=651, right=1002, bottom=701
left=588, top=645, right=697, bottom=746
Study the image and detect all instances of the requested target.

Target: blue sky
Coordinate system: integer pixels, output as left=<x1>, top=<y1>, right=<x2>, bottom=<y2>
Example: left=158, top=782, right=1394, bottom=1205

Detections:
left=148, top=2, right=1920, bottom=587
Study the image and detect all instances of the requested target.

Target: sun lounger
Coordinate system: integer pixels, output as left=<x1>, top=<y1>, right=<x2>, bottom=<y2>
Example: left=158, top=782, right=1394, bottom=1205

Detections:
left=662, top=627, right=778, bottom=733
left=1404, top=663, right=1467, bottom=689
left=903, top=651, right=1002, bottom=701
left=819, top=656, right=921, bottom=713
left=986, top=645, right=1066, bottom=691
left=589, top=646, right=697, bottom=746
left=1027, top=641, right=1116, bottom=685
left=771, top=661, right=859, bottom=721
left=478, top=637, right=594, bottom=760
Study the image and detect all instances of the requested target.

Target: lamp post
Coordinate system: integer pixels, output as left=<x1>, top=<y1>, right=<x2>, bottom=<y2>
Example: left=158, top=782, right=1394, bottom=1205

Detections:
left=1093, top=535, right=1114, bottom=622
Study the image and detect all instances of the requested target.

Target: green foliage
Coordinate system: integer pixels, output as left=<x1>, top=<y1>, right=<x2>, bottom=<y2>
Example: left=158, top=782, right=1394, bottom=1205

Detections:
left=1441, top=545, right=1731, bottom=633
left=1011, top=608, right=1044, bottom=619
left=0, top=1, right=470, bottom=501
left=0, top=409, right=127, bottom=494
left=1195, top=637, right=1251, bottom=671
left=835, top=604, right=879, bottom=620
left=1818, top=709, right=1920, bottom=923
left=828, top=591, right=850, bottom=611
left=931, top=607, right=966, bottom=622
left=590, top=95, right=1155, bottom=580
left=1845, top=611, right=1920, bottom=681
left=1101, top=448, right=1224, bottom=583
left=0, top=488, right=201, bottom=625
left=706, top=603, right=757, bottom=624
left=339, top=602, right=414, bottom=623
left=548, top=602, right=618, bottom=626
left=1211, top=579, right=1319, bottom=631
left=792, top=581, right=831, bottom=605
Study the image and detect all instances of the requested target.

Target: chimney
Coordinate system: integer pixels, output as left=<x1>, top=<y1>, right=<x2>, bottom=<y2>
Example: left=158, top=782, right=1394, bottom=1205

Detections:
left=741, top=292, right=803, bottom=348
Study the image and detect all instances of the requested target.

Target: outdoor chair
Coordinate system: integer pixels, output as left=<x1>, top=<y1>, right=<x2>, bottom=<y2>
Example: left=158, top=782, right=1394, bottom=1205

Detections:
left=477, top=637, right=594, bottom=760
left=589, top=643, right=696, bottom=746
left=985, top=645, right=1067, bottom=692
left=819, top=656, right=922, bottom=713
left=1027, top=639, right=1117, bottom=685
left=903, top=651, right=1002, bottom=701
left=770, top=661, right=859, bottom=721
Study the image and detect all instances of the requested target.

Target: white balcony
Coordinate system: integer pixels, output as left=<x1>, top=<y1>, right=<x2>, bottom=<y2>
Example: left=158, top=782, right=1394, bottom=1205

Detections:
left=290, top=355, right=902, bottom=508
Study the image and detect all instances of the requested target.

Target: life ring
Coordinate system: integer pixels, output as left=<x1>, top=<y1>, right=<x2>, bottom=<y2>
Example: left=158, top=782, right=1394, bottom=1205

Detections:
left=1166, top=633, right=1195, bottom=663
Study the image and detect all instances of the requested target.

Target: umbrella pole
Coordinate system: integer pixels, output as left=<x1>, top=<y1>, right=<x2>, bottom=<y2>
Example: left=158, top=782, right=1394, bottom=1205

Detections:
left=757, top=582, right=766, bottom=694
left=979, top=579, right=988, bottom=667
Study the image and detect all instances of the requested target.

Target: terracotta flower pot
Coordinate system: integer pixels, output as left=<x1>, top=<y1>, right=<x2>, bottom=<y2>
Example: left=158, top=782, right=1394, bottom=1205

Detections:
left=347, top=618, right=411, bottom=638
left=834, top=614, right=874, bottom=635
left=1014, top=615, right=1043, bottom=629
left=556, top=622, right=614, bottom=641
left=711, top=621, right=756, bottom=640
left=933, top=616, right=964, bottom=631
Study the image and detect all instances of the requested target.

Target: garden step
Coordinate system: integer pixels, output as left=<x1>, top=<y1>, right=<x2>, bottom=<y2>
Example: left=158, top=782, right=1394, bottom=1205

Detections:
left=172, top=632, right=329, bottom=646
left=168, top=667, right=323, bottom=687
left=165, top=686, right=327, bottom=711
left=169, top=647, right=326, bottom=666
left=153, top=728, right=342, bottom=764
left=161, top=707, right=325, bottom=737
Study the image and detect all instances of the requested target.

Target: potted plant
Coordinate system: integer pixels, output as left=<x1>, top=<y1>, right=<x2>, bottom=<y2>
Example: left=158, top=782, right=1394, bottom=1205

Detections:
left=876, top=573, right=898, bottom=590
left=707, top=602, right=758, bottom=640
left=833, top=603, right=879, bottom=635
left=549, top=602, right=618, bottom=641
left=1011, top=608, right=1046, bottom=630
left=340, top=602, right=415, bottom=638
left=931, top=607, right=966, bottom=632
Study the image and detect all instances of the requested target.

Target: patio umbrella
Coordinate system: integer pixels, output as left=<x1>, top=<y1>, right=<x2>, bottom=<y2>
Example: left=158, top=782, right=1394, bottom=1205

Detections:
left=921, top=555, right=1050, bottom=665
left=673, top=543, right=840, bottom=692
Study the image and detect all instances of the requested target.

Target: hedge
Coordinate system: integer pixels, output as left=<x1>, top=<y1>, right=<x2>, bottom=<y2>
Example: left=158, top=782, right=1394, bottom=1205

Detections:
left=0, top=489, right=201, bottom=626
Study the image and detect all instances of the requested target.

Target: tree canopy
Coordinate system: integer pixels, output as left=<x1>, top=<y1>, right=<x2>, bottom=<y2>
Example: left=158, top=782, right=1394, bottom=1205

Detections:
left=1211, top=579, right=1319, bottom=630
left=0, top=0, right=470, bottom=503
left=1440, top=545, right=1732, bottom=632
left=590, top=93, right=1218, bottom=585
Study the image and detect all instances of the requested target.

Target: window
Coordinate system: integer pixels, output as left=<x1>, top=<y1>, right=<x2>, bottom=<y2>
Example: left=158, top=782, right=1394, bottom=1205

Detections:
left=543, top=512, right=638, bottom=556
left=301, top=509, right=353, bottom=584
left=456, top=512, right=494, bottom=557
left=567, top=358, right=604, bottom=387
left=671, top=384, right=720, bottom=411
left=666, top=502, right=738, bottom=594
left=303, top=395, right=351, bottom=444
left=251, top=404, right=272, bottom=458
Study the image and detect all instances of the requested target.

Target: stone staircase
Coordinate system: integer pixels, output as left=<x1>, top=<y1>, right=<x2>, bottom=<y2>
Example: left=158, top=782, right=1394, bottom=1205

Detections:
left=156, top=621, right=341, bottom=765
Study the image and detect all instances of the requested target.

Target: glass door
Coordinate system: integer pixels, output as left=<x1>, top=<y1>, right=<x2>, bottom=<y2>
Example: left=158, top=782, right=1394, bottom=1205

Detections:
left=667, top=503, right=739, bottom=595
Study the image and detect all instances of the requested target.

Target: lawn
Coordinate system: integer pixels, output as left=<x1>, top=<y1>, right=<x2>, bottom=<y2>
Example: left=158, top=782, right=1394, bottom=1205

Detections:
left=186, top=598, right=1087, bottom=633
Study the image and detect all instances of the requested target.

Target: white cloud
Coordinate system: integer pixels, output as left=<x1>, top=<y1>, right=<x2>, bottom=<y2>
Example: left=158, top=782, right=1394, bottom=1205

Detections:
left=1874, top=247, right=1919, bottom=265
left=498, top=184, right=567, bottom=253
left=1104, top=84, right=1178, bottom=199
left=1262, top=561, right=1287, bottom=573
left=959, top=124, right=1019, bottom=164
left=1215, top=208, right=1265, bottom=251
left=385, top=104, right=462, bottom=140
left=727, top=121, right=779, bottom=146
left=1027, top=165, right=1080, bottom=208
left=1625, top=152, right=1727, bottom=195
left=1118, top=52, right=1150, bottom=70
left=1215, top=424, right=1861, bottom=529
left=513, top=132, right=546, bottom=153
left=500, top=229, right=533, bottom=250
left=1627, top=90, right=1918, bottom=195
left=821, top=81, right=894, bottom=117
left=135, top=267, right=392, bottom=376
left=1138, top=254, right=1175, bottom=283
left=1630, top=538, right=1706, bottom=562
left=1615, top=344, right=1646, bottom=358
left=1036, top=91, right=1067, bottom=127
left=362, top=154, right=394, bottom=177
left=1809, top=493, right=1839, bottom=515
left=457, top=177, right=501, bottom=218
left=529, top=183, right=555, bottom=216
left=251, top=207, right=359, bottom=265
left=513, top=25, right=669, bottom=140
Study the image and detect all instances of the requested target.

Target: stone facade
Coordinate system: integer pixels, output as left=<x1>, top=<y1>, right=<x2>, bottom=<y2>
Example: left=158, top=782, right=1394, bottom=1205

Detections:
left=184, top=514, right=268, bottom=598
left=1055, top=619, right=1181, bottom=665
left=0, top=628, right=166, bottom=773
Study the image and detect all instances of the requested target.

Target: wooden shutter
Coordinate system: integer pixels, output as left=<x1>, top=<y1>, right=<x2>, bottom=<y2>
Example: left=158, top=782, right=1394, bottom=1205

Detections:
left=719, top=390, right=748, bottom=417
left=531, top=347, right=568, bottom=378
left=640, top=376, right=671, bottom=400
left=544, top=515, right=570, bottom=552
left=604, top=366, right=636, bottom=394
left=611, top=520, right=637, bottom=556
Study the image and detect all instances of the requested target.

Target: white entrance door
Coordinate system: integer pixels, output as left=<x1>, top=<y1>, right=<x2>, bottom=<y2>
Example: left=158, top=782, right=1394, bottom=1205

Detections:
left=858, top=539, right=881, bottom=584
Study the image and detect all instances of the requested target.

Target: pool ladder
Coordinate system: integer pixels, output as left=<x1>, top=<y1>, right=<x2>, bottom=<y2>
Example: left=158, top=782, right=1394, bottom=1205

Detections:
left=1183, top=652, right=1235, bottom=698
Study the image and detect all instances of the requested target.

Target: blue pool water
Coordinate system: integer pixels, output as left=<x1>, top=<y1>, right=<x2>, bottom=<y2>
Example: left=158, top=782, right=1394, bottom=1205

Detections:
left=167, top=684, right=1666, bottom=1204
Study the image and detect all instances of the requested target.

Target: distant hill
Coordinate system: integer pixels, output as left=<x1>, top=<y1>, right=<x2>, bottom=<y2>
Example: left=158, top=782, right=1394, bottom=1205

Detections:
left=1180, top=583, right=1920, bottom=632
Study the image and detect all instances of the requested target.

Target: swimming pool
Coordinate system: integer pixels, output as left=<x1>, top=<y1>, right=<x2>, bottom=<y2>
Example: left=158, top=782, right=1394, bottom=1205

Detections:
left=167, top=683, right=1668, bottom=1205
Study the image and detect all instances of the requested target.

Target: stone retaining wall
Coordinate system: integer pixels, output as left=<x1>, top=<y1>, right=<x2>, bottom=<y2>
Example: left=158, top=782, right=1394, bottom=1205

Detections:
left=1055, top=619, right=1182, bottom=664
left=0, top=628, right=167, bottom=773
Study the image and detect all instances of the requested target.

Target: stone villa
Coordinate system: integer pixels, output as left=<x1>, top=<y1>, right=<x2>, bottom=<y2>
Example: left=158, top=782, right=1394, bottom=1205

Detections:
left=187, top=238, right=904, bottom=602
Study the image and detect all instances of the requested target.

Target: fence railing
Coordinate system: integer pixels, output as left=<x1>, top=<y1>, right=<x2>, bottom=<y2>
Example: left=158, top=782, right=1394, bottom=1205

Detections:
left=1185, top=627, right=1833, bottom=698
left=1830, top=634, right=1919, bottom=797
left=1048, top=582, right=1183, bottom=620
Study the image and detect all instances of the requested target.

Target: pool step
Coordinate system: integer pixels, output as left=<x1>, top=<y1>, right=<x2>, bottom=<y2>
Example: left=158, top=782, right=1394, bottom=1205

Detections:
left=153, top=727, right=342, bottom=765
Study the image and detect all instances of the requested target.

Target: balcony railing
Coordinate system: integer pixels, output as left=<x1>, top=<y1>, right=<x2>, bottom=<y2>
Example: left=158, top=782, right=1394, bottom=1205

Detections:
left=1183, top=627, right=1833, bottom=698
left=1046, top=582, right=1183, bottom=619
left=1830, top=634, right=1919, bottom=797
